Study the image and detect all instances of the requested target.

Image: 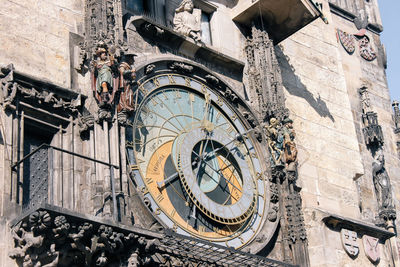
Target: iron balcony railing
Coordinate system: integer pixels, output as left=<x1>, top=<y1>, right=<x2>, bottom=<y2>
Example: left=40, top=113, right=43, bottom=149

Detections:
left=11, top=144, right=120, bottom=221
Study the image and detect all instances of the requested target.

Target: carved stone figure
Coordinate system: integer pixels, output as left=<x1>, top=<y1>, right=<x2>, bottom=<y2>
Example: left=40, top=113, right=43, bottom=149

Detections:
left=393, top=100, right=400, bottom=131
left=359, top=86, right=373, bottom=114
left=91, top=43, right=119, bottom=107
left=265, top=118, right=284, bottom=168
left=173, top=0, right=201, bottom=42
left=117, top=53, right=137, bottom=115
left=372, top=150, right=395, bottom=219
left=283, top=118, right=297, bottom=165
left=341, top=228, right=359, bottom=257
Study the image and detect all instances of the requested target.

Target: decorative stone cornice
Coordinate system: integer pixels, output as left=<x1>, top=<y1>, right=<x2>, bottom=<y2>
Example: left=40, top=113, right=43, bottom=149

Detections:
left=323, top=214, right=395, bottom=241
left=9, top=205, right=294, bottom=267
left=0, top=64, right=83, bottom=115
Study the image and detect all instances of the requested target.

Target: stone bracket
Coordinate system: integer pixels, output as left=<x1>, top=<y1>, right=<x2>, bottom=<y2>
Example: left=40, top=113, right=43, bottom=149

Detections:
left=125, top=15, right=245, bottom=79
left=0, top=64, right=85, bottom=128
left=323, top=214, right=395, bottom=241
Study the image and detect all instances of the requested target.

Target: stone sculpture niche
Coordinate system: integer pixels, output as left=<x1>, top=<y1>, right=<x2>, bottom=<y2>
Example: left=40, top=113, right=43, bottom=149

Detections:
left=173, top=0, right=202, bottom=42
left=359, top=86, right=396, bottom=224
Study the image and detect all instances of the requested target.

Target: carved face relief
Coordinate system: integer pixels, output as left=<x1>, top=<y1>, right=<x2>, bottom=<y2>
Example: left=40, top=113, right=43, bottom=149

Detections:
left=362, top=235, right=380, bottom=263
left=341, top=229, right=359, bottom=257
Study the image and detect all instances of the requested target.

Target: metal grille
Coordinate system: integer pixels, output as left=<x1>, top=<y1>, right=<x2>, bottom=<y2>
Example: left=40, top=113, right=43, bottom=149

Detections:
left=23, top=139, right=49, bottom=211
left=159, top=229, right=297, bottom=267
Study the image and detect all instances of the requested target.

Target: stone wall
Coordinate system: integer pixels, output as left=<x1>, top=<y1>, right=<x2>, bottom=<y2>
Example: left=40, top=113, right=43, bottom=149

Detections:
left=0, top=0, right=84, bottom=88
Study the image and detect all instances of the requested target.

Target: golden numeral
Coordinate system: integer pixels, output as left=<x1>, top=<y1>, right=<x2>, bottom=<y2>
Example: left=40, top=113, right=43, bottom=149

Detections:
left=185, top=77, right=191, bottom=87
left=155, top=208, right=161, bottom=215
left=175, top=90, right=181, bottom=99
left=140, top=186, right=149, bottom=195
left=216, top=112, right=221, bottom=122
left=231, top=115, right=237, bottom=121
left=138, top=84, right=147, bottom=94
left=256, top=172, right=262, bottom=180
left=189, top=93, right=195, bottom=102
left=130, top=165, right=138, bottom=171
left=198, top=225, right=206, bottom=233
left=153, top=78, right=160, bottom=87
left=239, top=236, right=244, bottom=244
left=217, top=96, right=223, bottom=106
left=150, top=98, right=158, bottom=106
left=170, top=209, right=176, bottom=218
left=201, top=84, right=208, bottom=93
left=168, top=75, right=176, bottom=84
left=227, top=126, right=235, bottom=135
left=172, top=224, right=178, bottom=232
left=156, top=194, right=164, bottom=202
left=251, top=152, right=257, bottom=158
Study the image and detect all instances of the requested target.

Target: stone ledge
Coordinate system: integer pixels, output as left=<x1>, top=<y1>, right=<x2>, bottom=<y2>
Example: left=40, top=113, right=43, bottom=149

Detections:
left=125, top=15, right=245, bottom=80
left=329, top=3, right=383, bottom=34
left=9, top=204, right=295, bottom=267
left=322, top=213, right=395, bottom=241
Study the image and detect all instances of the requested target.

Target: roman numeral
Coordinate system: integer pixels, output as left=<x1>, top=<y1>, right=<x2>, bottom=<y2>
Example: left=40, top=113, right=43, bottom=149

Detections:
left=170, top=209, right=176, bottom=218
left=145, top=177, right=153, bottom=184
left=153, top=78, right=160, bottom=87
left=168, top=75, right=176, bottom=84
left=156, top=194, right=164, bottom=203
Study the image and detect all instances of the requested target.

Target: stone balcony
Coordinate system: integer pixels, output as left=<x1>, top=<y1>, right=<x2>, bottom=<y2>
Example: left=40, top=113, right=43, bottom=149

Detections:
left=231, top=0, right=323, bottom=43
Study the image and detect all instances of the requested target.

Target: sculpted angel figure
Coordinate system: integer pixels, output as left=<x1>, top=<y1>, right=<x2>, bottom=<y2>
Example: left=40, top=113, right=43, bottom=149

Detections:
left=173, top=0, right=202, bottom=42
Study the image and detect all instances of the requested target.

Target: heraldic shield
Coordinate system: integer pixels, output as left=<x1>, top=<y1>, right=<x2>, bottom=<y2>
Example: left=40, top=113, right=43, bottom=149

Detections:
left=341, top=229, right=359, bottom=257
left=363, top=235, right=380, bottom=263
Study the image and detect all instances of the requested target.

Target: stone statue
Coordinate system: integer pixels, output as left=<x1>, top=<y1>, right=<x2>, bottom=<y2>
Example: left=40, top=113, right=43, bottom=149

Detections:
left=265, top=118, right=284, bottom=168
left=173, top=0, right=201, bottom=42
left=372, top=150, right=394, bottom=213
left=117, top=53, right=136, bottom=114
left=91, top=43, right=119, bottom=107
left=283, top=118, right=298, bottom=175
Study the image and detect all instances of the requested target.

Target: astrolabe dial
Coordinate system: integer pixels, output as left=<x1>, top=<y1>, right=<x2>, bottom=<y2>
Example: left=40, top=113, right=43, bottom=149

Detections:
left=130, top=72, right=268, bottom=249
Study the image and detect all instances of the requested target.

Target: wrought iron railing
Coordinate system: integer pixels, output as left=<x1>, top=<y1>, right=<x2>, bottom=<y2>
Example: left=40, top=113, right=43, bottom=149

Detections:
left=11, top=144, right=120, bottom=221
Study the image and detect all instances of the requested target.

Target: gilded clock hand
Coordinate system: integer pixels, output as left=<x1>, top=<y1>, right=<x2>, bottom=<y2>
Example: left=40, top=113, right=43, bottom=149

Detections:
left=203, top=127, right=255, bottom=161
left=157, top=159, right=200, bottom=189
left=192, top=150, right=243, bottom=194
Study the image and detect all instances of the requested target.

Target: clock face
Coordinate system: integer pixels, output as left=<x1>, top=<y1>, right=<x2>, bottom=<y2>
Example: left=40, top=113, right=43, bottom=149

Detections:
left=128, top=71, right=271, bottom=249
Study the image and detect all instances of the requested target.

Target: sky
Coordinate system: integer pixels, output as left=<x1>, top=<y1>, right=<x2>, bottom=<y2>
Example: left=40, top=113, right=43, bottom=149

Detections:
left=379, top=0, right=400, bottom=102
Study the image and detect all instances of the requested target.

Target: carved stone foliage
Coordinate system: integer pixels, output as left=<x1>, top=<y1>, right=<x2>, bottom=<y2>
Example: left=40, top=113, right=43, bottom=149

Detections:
left=245, top=26, right=288, bottom=123
left=286, top=192, right=307, bottom=244
left=173, top=0, right=202, bottom=42
left=9, top=208, right=291, bottom=267
left=9, top=210, right=158, bottom=267
left=0, top=64, right=82, bottom=113
left=337, top=28, right=377, bottom=61
left=341, top=228, right=359, bottom=257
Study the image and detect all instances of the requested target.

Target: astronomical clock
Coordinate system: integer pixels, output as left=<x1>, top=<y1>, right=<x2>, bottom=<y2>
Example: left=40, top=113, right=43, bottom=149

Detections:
left=126, top=60, right=278, bottom=252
